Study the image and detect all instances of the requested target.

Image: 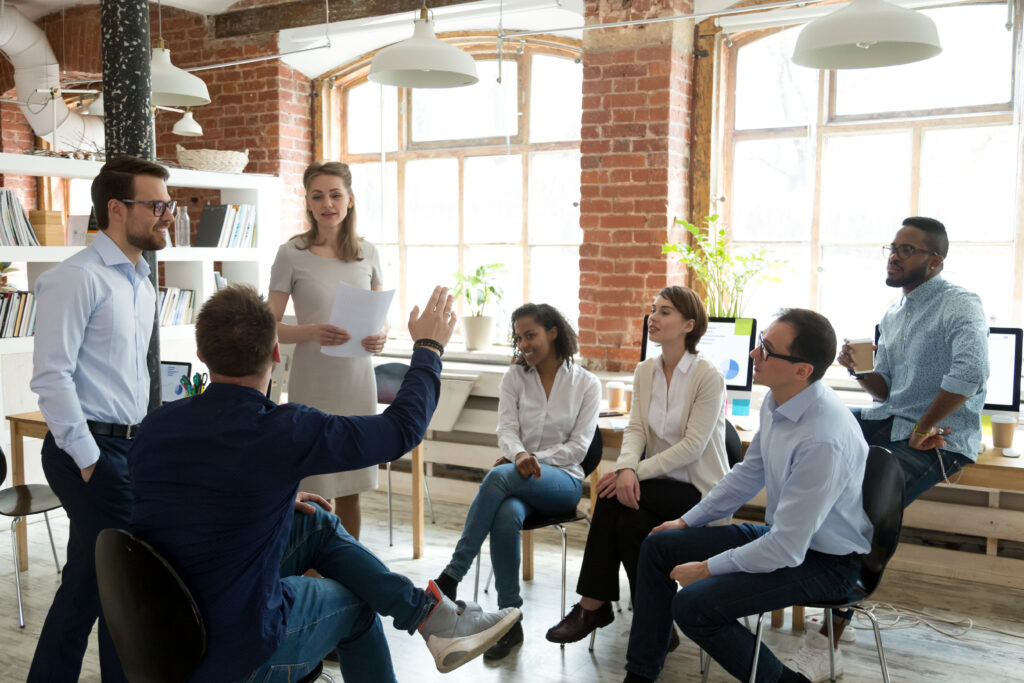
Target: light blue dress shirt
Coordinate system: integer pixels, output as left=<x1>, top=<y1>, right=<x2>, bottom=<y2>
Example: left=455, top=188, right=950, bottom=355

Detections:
left=682, top=381, right=873, bottom=575
left=861, top=276, right=988, bottom=461
left=31, top=231, right=156, bottom=469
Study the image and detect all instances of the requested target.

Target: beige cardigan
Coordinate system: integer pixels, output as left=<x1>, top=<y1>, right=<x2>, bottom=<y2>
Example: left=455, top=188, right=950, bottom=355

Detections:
left=614, top=355, right=730, bottom=497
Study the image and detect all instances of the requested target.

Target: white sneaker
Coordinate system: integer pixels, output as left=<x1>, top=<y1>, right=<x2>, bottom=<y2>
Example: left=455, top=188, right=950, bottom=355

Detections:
left=786, top=630, right=843, bottom=683
left=419, top=581, right=521, bottom=673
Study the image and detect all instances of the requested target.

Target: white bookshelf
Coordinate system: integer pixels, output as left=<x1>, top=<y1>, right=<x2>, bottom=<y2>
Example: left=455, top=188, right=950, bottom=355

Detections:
left=0, top=152, right=282, bottom=460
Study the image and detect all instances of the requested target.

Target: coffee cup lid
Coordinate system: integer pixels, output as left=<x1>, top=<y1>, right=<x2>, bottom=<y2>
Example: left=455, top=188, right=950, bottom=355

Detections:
left=990, top=414, right=1018, bottom=424
left=848, top=338, right=873, bottom=344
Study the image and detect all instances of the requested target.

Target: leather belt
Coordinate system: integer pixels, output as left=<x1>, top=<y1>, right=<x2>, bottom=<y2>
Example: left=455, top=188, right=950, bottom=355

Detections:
left=86, top=420, right=141, bottom=440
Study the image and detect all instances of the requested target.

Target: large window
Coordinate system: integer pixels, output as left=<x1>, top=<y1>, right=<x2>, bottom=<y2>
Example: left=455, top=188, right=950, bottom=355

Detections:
left=720, top=4, right=1021, bottom=340
left=333, top=46, right=583, bottom=341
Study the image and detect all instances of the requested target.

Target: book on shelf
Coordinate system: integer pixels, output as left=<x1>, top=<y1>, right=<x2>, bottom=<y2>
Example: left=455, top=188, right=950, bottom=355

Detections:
left=213, top=271, right=229, bottom=291
left=0, top=290, right=35, bottom=338
left=195, top=203, right=256, bottom=248
left=0, top=189, right=40, bottom=246
left=158, top=287, right=196, bottom=327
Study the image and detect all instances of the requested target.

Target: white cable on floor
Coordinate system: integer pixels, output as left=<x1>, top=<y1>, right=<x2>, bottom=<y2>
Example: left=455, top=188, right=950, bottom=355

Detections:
left=802, top=603, right=1024, bottom=641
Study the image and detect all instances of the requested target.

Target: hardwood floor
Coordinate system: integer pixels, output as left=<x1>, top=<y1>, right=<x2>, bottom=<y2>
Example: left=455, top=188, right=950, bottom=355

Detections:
left=2, top=491, right=1022, bottom=682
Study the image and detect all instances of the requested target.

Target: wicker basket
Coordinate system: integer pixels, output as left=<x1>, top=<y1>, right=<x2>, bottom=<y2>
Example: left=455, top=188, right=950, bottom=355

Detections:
left=176, top=144, right=249, bottom=173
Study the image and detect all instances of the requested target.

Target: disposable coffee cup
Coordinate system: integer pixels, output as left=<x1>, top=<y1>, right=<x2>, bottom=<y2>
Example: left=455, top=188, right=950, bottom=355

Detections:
left=848, top=338, right=874, bottom=375
left=991, top=415, right=1017, bottom=450
left=607, top=381, right=626, bottom=413
left=624, top=386, right=633, bottom=413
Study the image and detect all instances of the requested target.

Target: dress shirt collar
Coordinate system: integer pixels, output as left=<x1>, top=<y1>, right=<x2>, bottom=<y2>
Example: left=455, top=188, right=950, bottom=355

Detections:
left=93, top=230, right=151, bottom=280
left=655, top=351, right=696, bottom=379
left=901, top=274, right=943, bottom=304
left=766, top=380, right=822, bottom=424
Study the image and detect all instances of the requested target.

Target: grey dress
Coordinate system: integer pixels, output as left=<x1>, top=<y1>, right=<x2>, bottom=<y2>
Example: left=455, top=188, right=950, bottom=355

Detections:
left=269, top=236, right=383, bottom=498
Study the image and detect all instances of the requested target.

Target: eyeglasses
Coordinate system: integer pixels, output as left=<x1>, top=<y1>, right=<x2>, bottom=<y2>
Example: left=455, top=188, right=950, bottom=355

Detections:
left=120, top=199, right=177, bottom=217
left=757, top=332, right=812, bottom=365
left=883, top=243, right=936, bottom=259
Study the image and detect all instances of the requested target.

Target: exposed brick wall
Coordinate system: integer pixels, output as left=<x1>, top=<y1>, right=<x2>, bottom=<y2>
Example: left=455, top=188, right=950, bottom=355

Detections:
left=0, top=5, right=313, bottom=240
left=578, top=0, right=695, bottom=372
left=0, top=98, right=37, bottom=212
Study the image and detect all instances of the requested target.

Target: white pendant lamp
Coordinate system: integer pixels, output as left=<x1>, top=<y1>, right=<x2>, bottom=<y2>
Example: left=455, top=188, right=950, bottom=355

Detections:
left=172, top=109, right=203, bottom=136
left=86, top=92, right=104, bottom=117
left=792, top=0, right=941, bottom=69
left=369, top=4, right=478, bottom=88
left=151, top=40, right=212, bottom=106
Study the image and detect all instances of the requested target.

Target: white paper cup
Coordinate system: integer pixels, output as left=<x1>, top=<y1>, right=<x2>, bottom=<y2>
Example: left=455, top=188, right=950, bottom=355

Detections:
left=848, top=338, right=874, bottom=374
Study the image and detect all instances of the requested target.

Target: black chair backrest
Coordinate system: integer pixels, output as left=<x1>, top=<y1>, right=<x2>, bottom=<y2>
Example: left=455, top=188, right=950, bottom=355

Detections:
left=858, top=446, right=905, bottom=596
left=724, top=420, right=743, bottom=468
left=581, top=425, right=603, bottom=478
left=375, top=362, right=409, bottom=405
left=95, top=528, right=206, bottom=683
left=0, top=445, right=7, bottom=487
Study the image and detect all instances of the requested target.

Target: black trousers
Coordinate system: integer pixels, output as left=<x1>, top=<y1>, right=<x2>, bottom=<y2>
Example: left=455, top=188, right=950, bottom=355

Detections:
left=575, top=477, right=702, bottom=604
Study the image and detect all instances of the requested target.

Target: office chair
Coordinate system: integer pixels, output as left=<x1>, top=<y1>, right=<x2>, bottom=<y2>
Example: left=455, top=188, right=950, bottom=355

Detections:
left=700, top=446, right=904, bottom=683
left=0, top=445, right=62, bottom=628
left=725, top=419, right=743, bottom=468
left=95, top=529, right=334, bottom=683
left=375, top=362, right=435, bottom=546
left=473, top=426, right=603, bottom=647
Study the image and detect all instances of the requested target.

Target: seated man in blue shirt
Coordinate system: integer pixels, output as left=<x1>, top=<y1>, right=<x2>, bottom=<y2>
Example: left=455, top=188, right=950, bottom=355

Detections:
left=129, top=284, right=519, bottom=683
left=793, top=217, right=989, bottom=680
left=621, top=309, right=873, bottom=683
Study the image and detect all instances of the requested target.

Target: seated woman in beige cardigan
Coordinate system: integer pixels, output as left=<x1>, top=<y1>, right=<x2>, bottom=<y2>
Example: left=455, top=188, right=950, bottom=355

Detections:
left=545, top=285, right=729, bottom=645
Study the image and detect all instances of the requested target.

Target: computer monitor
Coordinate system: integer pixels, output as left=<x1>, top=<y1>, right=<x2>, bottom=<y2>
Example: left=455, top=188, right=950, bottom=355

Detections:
left=160, top=360, right=192, bottom=404
left=641, top=315, right=757, bottom=395
left=873, top=325, right=1022, bottom=414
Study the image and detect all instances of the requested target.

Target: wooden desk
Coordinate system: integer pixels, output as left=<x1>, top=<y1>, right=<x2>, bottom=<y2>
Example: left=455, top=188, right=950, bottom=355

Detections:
left=6, top=411, right=49, bottom=572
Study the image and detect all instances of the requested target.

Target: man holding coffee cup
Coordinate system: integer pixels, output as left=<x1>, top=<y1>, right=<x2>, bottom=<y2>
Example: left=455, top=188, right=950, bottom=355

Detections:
left=789, top=217, right=989, bottom=681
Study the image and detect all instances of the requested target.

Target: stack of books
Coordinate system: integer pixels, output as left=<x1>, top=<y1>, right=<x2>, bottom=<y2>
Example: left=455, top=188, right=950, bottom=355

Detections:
left=195, top=204, right=257, bottom=248
left=0, top=290, right=36, bottom=338
left=158, top=287, right=196, bottom=327
left=0, top=189, right=40, bottom=246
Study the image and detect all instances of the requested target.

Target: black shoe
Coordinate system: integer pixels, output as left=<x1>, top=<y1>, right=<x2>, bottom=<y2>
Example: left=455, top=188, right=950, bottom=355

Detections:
left=434, top=573, right=458, bottom=602
left=668, top=626, right=680, bottom=652
left=545, top=602, right=614, bottom=643
left=483, top=617, right=523, bottom=659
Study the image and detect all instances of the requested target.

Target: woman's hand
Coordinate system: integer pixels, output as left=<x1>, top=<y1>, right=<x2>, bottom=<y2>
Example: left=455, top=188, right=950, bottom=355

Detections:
left=515, top=452, right=542, bottom=480
left=614, top=468, right=641, bottom=510
left=596, top=471, right=619, bottom=498
left=494, top=455, right=512, bottom=468
left=361, top=331, right=387, bottom=354
left=311, top=323, right=349, bottom=346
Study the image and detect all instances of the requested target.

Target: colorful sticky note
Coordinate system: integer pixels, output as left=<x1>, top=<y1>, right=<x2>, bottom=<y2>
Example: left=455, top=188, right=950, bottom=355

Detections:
left=981, top=414, right=992, bottom=436
left=735, top=318, right=753, bottom=336
left=731, top=398, right=751, bottom=417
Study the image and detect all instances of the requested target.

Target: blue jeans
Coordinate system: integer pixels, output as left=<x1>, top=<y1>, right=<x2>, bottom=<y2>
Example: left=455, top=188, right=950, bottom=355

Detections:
left=443, top=463, right=582, bottom=608
left=626, top=524, right=860, bottom=683
left=240, top=506, right=433, bottom=683
left=852, top=410, right=972, bottom=504
left=29, top=433, right=131, bottom=683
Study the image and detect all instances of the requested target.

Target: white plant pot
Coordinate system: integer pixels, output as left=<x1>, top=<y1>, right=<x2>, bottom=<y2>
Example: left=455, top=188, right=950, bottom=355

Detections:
left=462, top=315, right=495, bottom=351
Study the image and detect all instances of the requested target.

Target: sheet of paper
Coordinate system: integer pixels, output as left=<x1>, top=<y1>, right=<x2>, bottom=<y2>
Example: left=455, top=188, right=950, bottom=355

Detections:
left=321, top=282, right=395, bottom=358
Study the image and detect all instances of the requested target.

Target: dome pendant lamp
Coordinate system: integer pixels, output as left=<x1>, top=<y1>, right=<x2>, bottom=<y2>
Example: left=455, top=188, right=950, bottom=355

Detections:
left=369, top=3, right=479, bottom=88
left=792, top=0, right=942, bottom=69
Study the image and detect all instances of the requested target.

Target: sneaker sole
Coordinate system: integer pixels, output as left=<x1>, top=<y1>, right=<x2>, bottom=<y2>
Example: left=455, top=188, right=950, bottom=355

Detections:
left=429, top=608, right=522, bottom=674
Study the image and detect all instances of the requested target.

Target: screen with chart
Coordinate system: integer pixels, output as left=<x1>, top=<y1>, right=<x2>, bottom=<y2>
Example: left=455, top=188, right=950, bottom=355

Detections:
left=699, top=318, right=757, bottom=392
left=160, top=361, right=192, bottom=404
left=985, top=327, right=1022, bottom=412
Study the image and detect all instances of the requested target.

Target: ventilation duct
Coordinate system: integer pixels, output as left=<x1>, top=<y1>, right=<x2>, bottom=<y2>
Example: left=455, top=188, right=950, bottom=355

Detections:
left=0, top=6, right=104, bottom=153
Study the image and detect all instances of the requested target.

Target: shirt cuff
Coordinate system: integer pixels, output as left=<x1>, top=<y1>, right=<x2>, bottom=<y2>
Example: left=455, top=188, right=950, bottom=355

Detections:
left=681, top=508, right=706, bottom=528
left=941, top=374, right=981, bottom=398
left=65, top=436, right=102, bottom=470
left=706, top=551, right=737, bottom=576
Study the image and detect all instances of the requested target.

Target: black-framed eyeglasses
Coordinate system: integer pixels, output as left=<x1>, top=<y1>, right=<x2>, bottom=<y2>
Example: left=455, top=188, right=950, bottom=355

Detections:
left=883, top=243, right=936, bottom=260
left=120, top=199, right=177, bottom=217
left=757, top=332, right=812, bottom=365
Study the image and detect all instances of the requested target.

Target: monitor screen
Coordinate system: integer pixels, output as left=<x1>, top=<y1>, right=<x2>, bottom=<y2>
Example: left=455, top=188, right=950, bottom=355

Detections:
left=986, top=327, right=1022, bottom=412
left=641, top=315, right=757, bottom=392
left=160, top=360, right=192, bottom=404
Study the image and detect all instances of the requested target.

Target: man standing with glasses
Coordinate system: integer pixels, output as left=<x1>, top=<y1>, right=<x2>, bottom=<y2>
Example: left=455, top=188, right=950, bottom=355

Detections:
left=621, top=310, right=872, bottom=683
left=789, top=217, right=989, bottom=680
left=28, top=156, right=173, bottom=682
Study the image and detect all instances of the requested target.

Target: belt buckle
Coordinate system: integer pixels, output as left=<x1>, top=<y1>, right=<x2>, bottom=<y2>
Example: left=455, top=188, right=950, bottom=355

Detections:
left=125, top=424, right=138, bottom=440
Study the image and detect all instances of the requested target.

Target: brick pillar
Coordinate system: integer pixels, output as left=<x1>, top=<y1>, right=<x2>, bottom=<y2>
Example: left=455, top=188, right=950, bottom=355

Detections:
left=578, top=0, right=695, bottom=372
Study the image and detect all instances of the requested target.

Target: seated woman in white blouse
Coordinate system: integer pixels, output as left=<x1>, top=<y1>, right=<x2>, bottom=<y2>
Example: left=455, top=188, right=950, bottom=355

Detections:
left=545, top=286, right=729, bottom=645
left=433, top=303, right=601, bottom=660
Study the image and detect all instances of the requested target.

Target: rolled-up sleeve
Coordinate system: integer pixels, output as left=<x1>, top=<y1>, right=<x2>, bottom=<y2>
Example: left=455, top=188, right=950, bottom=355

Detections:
left=940, top=291, right=988, bottom=398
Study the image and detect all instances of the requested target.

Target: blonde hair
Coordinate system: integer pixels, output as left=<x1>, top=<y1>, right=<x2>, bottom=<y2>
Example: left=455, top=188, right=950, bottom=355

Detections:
left=296, top=161, right=363, bottom=262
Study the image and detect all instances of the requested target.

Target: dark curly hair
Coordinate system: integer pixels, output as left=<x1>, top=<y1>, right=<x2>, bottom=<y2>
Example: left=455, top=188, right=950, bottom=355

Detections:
left=510, top=303, right=579, bottom=370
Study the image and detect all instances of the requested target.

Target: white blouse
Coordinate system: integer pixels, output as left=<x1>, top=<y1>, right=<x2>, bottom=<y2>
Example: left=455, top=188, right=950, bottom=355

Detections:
left=647, top=352, right=698, bottom=483
left=496, top=362, right=602, bottom=480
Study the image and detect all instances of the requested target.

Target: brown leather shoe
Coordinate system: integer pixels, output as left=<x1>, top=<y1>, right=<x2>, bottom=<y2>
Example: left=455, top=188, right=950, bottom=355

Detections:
left=545, top=602, right=614, bottom=643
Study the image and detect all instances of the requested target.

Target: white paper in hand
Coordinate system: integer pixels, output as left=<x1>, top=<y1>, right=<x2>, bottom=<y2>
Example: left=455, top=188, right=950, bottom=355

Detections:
left=321, top=281, right=395, bottom=358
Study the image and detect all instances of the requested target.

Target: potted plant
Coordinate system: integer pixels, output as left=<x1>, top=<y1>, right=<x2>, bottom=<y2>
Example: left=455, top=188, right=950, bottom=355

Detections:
left=0, top=263, right=18, bottom=292
left=452, top=262, right=505, bottom=350
left=662, top=215, right=786, bottom=317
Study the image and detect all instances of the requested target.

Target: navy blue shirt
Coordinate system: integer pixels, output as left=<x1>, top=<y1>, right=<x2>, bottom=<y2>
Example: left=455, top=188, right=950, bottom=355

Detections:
left=129, top=348, right=441, bottom=682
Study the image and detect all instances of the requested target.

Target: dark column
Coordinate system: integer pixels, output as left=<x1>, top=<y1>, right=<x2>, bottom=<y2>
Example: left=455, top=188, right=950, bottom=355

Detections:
left=100, top=0, right=161, bottom=411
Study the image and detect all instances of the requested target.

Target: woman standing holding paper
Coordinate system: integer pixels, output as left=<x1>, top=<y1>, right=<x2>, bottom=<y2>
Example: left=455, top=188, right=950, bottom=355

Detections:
left=268, top=161, right=386, bottom=539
